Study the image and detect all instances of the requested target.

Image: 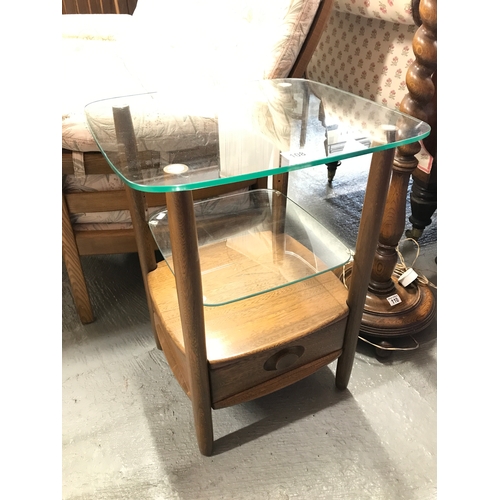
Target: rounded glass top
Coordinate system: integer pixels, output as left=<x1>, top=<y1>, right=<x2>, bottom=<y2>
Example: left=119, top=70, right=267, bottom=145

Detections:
left=85, top=78, right=430, bottom=193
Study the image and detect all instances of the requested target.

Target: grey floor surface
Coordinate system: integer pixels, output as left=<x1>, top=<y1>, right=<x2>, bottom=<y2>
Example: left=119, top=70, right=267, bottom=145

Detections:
left=62, top=157, right=438, bottom=500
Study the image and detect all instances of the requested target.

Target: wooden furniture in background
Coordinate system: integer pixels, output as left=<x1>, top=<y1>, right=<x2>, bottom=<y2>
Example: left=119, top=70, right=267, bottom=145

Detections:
left=406, top=74, right=436, bottom=241
left=62, top=154, right=262, bottom=324
left=406, top=0, right=437, bottom=240
left=305, top=0, right=436, bottom=240
left=62, top=1, right=137, bottom=324
left=62, top=0, right=137, bottom=14
left=346, top=0, right=437, bottom=339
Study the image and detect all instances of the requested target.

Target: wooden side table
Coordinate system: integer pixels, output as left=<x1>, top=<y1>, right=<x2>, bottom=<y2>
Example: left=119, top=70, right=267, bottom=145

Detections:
left=85, top=78, right=430, bottom=454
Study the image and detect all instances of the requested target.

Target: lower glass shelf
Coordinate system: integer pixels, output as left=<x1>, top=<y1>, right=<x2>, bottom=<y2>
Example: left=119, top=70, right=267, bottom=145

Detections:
left=149, top=189, right=352, bottom=306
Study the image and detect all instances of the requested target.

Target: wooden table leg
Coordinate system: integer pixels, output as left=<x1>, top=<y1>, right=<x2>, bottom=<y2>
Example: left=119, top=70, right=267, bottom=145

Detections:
left=113, top=105, right=161, bottom=349
left=336, top=146, right=396, bottom=389
left=165, top=191, right=214, bottom=456
left=112, top=105, right=213, bottom=454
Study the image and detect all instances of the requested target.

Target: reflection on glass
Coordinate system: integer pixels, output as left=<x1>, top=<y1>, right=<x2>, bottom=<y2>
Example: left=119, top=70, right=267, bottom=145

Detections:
left=85, top=78, right=430, bottom=192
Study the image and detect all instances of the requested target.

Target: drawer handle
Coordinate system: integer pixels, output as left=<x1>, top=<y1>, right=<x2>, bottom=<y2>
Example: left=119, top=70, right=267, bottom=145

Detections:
left=263, top=346, right=305, bottom=371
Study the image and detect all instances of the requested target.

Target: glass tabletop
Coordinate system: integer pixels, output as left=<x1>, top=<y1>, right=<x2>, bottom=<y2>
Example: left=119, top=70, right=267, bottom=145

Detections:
left=85, top=78, right=430, bottom=193
left=149, top=188, right=352, bottom=306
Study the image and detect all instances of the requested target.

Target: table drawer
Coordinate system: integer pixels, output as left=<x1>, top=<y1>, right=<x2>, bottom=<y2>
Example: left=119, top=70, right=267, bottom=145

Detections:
left=210, top=315, right=347, bottom=408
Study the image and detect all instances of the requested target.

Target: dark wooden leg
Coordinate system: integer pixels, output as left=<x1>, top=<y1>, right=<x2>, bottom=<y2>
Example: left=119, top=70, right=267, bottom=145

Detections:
left=336, top=147, right=395, bottom=389
left=273, top=172, right=289, bottom=195
left=407, top=70, right=437, bottom=240
left=62, top=195, right=94, bottom=324
left=407, top=164, right=437, bottom=240
left=327, top=161, right=341, bottom=183
left=166, top=191, right=214, bottom=456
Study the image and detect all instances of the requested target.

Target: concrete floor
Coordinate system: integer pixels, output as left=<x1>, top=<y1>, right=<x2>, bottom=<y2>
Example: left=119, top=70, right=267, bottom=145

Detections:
left=62, top=156, right=437, bottom=499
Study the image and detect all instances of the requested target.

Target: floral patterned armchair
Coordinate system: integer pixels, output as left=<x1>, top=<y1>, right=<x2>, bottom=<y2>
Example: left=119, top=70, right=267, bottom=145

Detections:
left=306, top=0, right=436, bottom=238
left=308, top=0, right=417, bottom=109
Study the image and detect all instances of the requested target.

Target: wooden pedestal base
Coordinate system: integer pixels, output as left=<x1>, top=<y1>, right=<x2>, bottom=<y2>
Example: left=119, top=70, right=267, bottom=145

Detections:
left=342, top=265, right=436, bottom=338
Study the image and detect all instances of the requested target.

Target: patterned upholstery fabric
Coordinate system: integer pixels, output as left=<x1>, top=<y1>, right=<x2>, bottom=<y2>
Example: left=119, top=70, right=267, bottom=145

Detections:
left=307, top=0, right=416, bottom=110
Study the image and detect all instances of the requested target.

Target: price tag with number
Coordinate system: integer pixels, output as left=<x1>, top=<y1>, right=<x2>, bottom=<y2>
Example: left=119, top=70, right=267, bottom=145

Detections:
left=281, top=150, right=317, bottom=166
left=387, top=293, right=402, bottom=306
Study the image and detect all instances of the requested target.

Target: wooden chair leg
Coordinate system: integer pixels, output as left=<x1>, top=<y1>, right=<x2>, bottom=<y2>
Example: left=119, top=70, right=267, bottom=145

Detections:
left=62, top=195, right=94, bottom=324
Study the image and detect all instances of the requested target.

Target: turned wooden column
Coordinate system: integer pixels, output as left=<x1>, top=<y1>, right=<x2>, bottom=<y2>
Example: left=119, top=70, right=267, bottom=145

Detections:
left=348, top=0, right=437, bottom=338
left=406, top=0, right=438, bottom=240
left=407, top=70, right=437, bottom=239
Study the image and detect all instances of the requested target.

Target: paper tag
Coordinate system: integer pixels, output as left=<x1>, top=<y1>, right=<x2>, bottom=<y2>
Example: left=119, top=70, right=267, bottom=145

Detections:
left=387, top=294, right=402, bottom=306
left=416, top=140, right=433, bottom=174
left=280, top=150, right=318, bottom=166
